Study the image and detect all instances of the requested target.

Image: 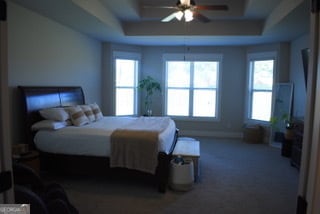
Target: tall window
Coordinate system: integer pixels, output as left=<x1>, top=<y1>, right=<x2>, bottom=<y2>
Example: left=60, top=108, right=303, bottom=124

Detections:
left=114, top=52, right=140, bottom=116
left=164, top=54, right=221, bottom=119
left=247, top=52, right=276, bottom=121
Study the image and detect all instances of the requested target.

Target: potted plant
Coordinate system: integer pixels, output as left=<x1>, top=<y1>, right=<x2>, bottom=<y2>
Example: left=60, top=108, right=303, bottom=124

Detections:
left=284, top=118, right=295, bottom=140
left=138, top=76, right=161, bottom=116
left=270, top=113, right=289, bottom=142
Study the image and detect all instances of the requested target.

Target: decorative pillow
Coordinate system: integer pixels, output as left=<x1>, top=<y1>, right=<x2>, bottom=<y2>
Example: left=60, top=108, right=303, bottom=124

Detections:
left=90, top=103, right=103, bottom=121
left=67, top=106, right=89, bottom=126
left=81, top=105, right=95, bottom=122
left=39, top=107, right=70, bottom=121
left=31, top=120, right=69, bottom=131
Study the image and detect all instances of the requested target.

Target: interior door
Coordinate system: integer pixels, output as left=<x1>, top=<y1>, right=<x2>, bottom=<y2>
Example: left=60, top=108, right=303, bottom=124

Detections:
left=297, top=1, right=320, bottom=213
left=0, top=0, right=14, bottom=203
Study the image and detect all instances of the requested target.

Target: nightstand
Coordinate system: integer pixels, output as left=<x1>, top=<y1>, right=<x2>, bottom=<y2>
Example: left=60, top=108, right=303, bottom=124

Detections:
left=13, top=150, right=40, bottom=174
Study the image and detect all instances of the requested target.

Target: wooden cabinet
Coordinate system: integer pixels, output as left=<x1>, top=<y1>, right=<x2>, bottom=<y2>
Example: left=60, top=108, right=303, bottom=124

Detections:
left=281, top=138, right=292, bottom=157
left=290, top=121, right=304, bottom=169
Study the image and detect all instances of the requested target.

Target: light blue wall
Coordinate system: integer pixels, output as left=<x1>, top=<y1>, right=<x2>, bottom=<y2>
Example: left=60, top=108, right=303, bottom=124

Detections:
left=141, top=46, right=247, bottom=137
left=290, top=34, right=309, bottom=118
left=246, top=42, right=291, bottom=83
left=101, top=43, right=142, bottom=115
left=8, top=2, right=102, bottom=144
left=7, top=1, right=303, bottom=140
left=102, top=43, right=291, bottom=137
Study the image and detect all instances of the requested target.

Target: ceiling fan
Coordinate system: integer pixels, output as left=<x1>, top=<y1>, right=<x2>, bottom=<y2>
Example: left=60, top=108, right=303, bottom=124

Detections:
left=145, top=0, right=228, bottom=23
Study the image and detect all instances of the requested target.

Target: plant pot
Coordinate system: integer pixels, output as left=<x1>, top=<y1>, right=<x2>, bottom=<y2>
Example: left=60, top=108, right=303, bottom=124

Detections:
left=285, top=129, right=294, bottom=140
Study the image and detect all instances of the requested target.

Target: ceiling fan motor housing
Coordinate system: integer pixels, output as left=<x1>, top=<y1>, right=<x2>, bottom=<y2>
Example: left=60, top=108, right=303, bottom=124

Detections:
left=176, top=0, right=196, bottom=11
left=161, top=0, right=228, bottom=23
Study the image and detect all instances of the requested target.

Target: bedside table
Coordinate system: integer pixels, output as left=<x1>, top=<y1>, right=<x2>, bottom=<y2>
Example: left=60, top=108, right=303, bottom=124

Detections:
left=13, top=151, right=40, bottom=174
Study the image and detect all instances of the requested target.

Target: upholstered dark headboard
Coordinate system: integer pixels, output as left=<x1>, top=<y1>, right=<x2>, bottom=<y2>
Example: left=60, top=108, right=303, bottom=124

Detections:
left=18, top=86, right=85, bottom=148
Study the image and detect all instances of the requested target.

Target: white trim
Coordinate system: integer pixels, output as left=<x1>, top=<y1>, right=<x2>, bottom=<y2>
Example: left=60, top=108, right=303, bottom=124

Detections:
left=162, top=53, right=223, bottom=120
left=296, top=9, right=320, bottom=214
left=304, top=10, right=320, bottom=214
left=112, top=51, right=141, bottom=116
left=245, top=51, right=277, bottom=124
left=0, top=15, right=14, bottom=203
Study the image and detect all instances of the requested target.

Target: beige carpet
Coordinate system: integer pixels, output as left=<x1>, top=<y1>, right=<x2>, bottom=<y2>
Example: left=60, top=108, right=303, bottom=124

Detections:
left=43, top=137, right=299, bottom=214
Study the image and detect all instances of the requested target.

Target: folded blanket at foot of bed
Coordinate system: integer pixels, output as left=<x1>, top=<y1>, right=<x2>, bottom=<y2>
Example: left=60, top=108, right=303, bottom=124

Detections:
left=110, top=129, right=159, bottom=174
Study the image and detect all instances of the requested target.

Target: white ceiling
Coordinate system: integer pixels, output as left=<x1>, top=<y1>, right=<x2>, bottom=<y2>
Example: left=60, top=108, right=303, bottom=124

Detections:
left=8, top=0, right=310, bottom=46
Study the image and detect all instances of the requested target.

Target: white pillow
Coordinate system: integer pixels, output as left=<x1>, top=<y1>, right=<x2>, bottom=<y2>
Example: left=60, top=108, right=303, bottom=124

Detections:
left=39, top=107, right=70, bottom=121
left=90, top=103, right=103, bottom=121
left=81, top=105, right=95, bottom=122
left=67, top=106, right=89, bottom=126
left=31, top=120, right=69, bottom=131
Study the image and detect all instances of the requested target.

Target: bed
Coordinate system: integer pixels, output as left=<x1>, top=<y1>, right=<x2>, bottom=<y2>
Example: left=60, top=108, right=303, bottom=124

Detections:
left=18, top=86, right=178, bottom=192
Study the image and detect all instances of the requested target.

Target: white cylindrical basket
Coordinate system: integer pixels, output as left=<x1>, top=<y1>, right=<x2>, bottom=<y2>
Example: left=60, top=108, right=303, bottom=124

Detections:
left=169, top=159, right=194, bottom=191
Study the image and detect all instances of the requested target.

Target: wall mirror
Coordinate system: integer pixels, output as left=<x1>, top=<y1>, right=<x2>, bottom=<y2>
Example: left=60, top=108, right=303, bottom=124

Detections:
left=271, top=83, right=293, bottom=143
left=301, top=48, right=310, bottom=89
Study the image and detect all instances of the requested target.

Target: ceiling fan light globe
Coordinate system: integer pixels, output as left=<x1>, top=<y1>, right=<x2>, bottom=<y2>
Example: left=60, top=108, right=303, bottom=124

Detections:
left=185, top=16, right=193, bottom=22
left=175, top=11, right=184, bottom=20
left=184, top=9, right=193, bottom=22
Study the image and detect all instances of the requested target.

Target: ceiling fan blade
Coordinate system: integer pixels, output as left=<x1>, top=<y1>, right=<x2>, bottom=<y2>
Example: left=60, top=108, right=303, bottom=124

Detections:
left=143, top=5, right=177, bottom=9
left=161, top=12, right=178, bottom=22
left=196, top=5, right=229, bottom=11
left=193, top=12, right=210, bottom=23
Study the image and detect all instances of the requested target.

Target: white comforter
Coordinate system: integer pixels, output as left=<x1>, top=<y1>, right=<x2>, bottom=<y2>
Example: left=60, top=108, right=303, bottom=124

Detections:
left=34, top=116, right=176, bottom=157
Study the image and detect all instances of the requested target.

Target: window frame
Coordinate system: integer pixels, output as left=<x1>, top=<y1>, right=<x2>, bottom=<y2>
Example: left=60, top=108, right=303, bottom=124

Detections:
left=246, top=51, right=277, bottom=123
left=163, top=53, right=222, bottom=121
left=112, top=51, right=141, bottom=116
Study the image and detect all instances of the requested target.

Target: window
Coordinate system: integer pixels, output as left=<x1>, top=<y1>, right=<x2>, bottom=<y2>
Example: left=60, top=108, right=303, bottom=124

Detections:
left=164, top=54, right=221, bottom=119
left=247, top=52, right=276, bottom=121
left=113, top=52, right=140, bottom=116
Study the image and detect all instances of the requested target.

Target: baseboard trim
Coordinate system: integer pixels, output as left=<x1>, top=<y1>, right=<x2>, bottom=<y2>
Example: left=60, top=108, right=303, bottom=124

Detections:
left=179, top=130, right=243, bottom=139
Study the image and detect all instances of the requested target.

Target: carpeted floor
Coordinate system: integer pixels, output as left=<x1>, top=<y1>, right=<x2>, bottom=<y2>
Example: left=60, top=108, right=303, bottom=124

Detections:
left=43, top=137, right=299, bottom=214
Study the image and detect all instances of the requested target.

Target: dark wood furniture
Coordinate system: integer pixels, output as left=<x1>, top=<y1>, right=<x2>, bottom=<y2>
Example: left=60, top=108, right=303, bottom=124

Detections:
left=13, top=150, right=40, bottom=175
left=281, top=138, right=292, bottom=157
left=18, top=86, right=178, bottom=192
left=291, top=121, right=304, bottom=169
left=281, top=128, right=294, bottom=157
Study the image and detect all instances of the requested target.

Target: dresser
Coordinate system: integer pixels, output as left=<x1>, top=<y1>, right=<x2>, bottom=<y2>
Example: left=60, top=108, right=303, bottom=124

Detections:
left=290, top=121, right=304, bottom=169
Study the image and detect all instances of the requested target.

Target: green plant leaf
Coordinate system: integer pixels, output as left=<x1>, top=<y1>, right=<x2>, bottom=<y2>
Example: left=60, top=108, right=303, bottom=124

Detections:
left=138, top=76, right=161, bottom=112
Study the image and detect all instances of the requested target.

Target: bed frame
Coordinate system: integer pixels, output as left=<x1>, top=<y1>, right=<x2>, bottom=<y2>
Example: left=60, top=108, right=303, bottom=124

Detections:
left=18, top=86, right=178, bottom=193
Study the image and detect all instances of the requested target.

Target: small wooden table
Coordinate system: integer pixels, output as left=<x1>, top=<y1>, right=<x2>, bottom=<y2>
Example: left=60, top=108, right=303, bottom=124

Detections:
left=173, top=138, right=200, bottom=181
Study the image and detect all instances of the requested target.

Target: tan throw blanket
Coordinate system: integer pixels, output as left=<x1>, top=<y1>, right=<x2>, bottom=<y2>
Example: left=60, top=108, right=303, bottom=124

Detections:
left=110, top=129, right=159, bottom=174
